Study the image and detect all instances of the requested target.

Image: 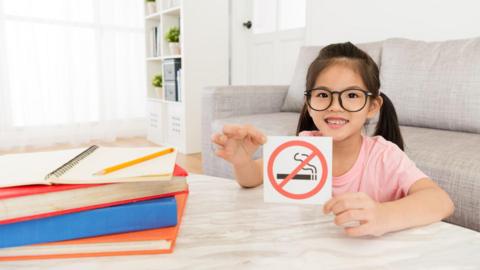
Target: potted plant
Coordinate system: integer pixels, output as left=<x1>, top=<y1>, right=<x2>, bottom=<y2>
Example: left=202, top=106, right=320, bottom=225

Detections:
left=165, top=26, right=180, bottom=55
left=146, top=0, right=156, bottom=15
left=152, top=74, right=163, bottom=98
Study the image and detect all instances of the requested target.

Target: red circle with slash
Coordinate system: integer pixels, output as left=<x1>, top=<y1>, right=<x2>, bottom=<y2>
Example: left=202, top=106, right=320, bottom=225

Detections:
left=267, top=140, right=328, bottom=200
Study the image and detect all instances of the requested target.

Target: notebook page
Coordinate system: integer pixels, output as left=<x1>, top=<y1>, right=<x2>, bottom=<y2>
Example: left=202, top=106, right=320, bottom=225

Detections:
left=0, top=149, right=88, bottom=188
left=53, top=147, right=177, bottom=184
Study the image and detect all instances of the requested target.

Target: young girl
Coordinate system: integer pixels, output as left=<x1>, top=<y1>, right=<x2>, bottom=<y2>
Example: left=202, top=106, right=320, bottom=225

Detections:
left=211, top=42, right=454, bottom=237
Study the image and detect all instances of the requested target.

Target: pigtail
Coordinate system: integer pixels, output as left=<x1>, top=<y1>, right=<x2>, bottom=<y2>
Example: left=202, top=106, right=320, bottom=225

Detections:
left=374, top=93, right=405, bottom=150
left=296, top=103, right=317, bottom=135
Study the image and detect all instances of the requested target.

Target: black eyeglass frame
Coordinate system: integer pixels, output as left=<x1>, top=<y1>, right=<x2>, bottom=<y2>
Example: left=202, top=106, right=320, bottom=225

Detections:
left=304, top=87, right=374, bottom=112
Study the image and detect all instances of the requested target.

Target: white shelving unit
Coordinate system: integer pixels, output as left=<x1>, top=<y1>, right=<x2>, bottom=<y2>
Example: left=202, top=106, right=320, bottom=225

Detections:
left=144, top=0, right=229, bottom=154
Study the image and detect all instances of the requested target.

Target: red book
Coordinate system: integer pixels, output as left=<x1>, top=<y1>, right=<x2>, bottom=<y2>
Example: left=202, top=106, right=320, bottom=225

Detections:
left=0, top=165, right=188, bottom=225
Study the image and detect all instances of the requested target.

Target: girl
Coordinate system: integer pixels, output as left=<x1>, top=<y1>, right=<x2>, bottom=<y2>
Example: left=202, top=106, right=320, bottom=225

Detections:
left=211, top=42, right=454, bottom=237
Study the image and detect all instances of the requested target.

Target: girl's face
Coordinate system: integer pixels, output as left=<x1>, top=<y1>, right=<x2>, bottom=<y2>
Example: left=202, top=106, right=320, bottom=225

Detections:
left=308, top=62, right=382, bottom=142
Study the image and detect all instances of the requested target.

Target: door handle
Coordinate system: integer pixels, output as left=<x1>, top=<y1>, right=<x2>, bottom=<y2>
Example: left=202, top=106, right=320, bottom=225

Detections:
left=242, top=20, right=252, bottom=29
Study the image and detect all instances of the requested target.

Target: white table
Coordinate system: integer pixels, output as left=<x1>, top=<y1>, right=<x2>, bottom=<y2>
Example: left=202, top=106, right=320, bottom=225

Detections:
left=2, top=174, right=480, bottom=269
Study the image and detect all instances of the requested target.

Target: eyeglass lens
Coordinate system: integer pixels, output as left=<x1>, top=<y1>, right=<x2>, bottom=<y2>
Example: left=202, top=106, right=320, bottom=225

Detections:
left=308, top=89, right=368, bottom=112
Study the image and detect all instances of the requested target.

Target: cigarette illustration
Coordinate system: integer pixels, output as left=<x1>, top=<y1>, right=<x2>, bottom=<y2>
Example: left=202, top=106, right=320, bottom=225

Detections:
left=276, top=153, right=318, bottom=181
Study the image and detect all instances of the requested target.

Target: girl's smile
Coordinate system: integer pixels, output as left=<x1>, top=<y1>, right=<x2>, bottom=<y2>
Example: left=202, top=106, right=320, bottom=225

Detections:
left=324, top=115, right=350, bottom=129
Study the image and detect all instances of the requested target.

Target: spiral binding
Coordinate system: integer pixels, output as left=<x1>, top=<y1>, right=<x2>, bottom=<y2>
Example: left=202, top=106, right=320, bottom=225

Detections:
left=45, top=145, right=99, bottom=180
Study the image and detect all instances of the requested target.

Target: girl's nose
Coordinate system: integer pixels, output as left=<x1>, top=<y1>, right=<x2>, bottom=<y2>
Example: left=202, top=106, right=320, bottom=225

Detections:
left=328, top=94, right=343, bottom=111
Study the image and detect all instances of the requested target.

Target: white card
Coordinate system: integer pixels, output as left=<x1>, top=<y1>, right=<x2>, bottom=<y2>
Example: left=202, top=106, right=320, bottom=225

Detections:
left=263, top=136, right=332, bottom=204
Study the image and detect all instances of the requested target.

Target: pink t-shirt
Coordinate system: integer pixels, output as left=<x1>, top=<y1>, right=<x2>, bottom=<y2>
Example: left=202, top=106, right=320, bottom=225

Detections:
left=300, top=132, right=428, bottom=202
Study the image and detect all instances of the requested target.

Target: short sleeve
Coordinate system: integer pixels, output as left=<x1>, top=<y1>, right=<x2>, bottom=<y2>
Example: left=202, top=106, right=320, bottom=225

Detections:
left=298, top=130, right=323, bottom=136
left=381, top=144, right=429, bottom=200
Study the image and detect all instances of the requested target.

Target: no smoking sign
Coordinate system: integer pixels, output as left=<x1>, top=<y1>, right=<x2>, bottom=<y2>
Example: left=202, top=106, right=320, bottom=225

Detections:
left=263, top=136, right=332, bottom=204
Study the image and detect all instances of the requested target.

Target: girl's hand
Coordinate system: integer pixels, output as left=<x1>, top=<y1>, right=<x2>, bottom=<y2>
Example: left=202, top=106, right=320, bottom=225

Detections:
left=323, top=192, right=389, bottom=237
left=211, top=124, right=266, bottom=166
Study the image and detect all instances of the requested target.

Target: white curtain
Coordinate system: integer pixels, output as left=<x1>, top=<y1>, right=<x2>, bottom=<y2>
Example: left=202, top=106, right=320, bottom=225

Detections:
left=0, top=0, right=147, bottom=151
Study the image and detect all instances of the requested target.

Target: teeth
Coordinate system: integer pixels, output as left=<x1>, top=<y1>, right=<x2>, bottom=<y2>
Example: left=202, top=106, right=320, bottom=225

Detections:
left=326, top=119, right=348, bottom=125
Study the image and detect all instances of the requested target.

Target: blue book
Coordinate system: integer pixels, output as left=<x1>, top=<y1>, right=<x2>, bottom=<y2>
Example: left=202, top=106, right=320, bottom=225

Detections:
left=0, top=197, right=177, bottom=249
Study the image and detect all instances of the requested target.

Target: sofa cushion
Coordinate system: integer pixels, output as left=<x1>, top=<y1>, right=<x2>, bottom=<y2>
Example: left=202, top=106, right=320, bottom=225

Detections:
left=281, top=42, right=383, bottom=112
left=400, top=125, right=480, bottom=231
left=381, top=37, right=480, bottom=134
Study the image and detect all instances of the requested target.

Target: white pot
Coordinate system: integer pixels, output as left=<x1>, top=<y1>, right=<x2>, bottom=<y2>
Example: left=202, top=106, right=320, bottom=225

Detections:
left=155, top=87, right=163, bottom=98
left=146, top=2, right=156, bottom=15
left=169, top=42, right=181, bottom=55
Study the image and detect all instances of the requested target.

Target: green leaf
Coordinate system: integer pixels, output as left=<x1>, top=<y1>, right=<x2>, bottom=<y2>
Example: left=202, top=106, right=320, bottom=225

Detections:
left=165, top=26, right=180, bottom=43
left=152, top=74, right=163, bottom=87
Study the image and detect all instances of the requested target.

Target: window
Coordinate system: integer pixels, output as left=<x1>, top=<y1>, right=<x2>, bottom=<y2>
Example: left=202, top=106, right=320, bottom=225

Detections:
left=0, top=0, right=147, bottom=148
left=1, top=0, right=146, bottom=127
left=253, top=0, right=305, bottom=34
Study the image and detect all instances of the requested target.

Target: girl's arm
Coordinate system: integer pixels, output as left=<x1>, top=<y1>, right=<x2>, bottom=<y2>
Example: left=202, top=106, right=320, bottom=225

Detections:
left=324, top=178, right=454, bottom=237
left=377, top=178, right=454, bottom=234
left=234, top=159, right=263, bottom=188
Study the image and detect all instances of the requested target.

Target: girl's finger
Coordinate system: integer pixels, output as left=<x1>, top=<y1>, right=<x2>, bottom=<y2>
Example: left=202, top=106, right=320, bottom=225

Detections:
left=323, top=198, right=337, bottom=214
left=334, top=209, right=369, bottom=227
left=245, top=126, right=266, bottom=145
left=211, top=133, right=227, bottom=146
left=344, top=223, right=372, bottom=237
left=331, top=197, right=368, bottom=215
left=223, top=125, right=248, bottom=140
left=211, top=133, right=220, bottom=143
left=214, top=148, right=227, bottom=159
left=323, top=193, right=358, bottom=214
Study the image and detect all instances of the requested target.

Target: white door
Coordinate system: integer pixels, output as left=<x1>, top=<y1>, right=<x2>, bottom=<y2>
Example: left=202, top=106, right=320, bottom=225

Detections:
left=231, top=0, right=306, bottom=85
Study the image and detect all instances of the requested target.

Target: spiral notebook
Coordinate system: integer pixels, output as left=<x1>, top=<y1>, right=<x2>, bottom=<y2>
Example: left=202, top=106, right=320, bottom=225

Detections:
left=0, top=146, right=177, bottom=188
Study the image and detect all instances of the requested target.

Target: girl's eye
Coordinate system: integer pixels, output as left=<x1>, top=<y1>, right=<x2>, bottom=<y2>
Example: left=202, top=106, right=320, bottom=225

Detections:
left=345, top=90, right=363, bottom=99
left=314, top=91, right=329, bottom=98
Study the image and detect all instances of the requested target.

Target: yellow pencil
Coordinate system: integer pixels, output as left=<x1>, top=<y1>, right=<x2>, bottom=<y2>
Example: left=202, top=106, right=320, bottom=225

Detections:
left=93, top=147, right=175, bottom=176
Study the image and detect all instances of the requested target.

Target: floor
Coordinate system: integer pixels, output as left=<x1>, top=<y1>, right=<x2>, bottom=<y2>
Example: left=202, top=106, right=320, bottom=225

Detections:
left=0, top=137, right=203, bottom=174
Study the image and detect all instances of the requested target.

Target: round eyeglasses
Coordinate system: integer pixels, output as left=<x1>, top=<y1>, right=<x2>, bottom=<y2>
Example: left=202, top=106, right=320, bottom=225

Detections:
left=304, top=87, right=373, bottom=112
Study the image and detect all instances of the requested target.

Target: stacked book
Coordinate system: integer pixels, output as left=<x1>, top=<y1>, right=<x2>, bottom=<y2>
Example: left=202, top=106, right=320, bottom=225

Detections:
left=0, top=146, right=188, bottom=260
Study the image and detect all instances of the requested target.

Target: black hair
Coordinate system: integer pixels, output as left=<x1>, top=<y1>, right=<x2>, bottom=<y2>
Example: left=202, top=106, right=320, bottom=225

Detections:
left=296, top=42, right=404, bottom=150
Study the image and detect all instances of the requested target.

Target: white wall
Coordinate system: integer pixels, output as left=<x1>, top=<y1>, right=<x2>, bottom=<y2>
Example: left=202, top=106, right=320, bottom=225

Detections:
left=305, top=0, right=480, bottom=45
left=230, top=0, right=480, bottom=85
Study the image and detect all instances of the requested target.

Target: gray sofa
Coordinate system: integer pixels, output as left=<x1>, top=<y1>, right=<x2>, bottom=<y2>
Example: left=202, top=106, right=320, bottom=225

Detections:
left=201, top=37, right=480, bottom=232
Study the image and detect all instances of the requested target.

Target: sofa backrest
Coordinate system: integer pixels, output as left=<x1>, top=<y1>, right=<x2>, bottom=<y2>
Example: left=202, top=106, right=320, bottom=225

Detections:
left=281, top=42, right=383, bottom=112
left=380, top=37, right=480, bottom=134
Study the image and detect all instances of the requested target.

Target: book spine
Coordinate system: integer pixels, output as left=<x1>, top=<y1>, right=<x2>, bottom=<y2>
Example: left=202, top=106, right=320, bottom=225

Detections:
left=150, top=27, right=155, bottom=57
left=0, top=197, right=177, bottom=249
left=157, top=23, right=161, bottom=56
left=154, top=26, right=159, bottom=57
